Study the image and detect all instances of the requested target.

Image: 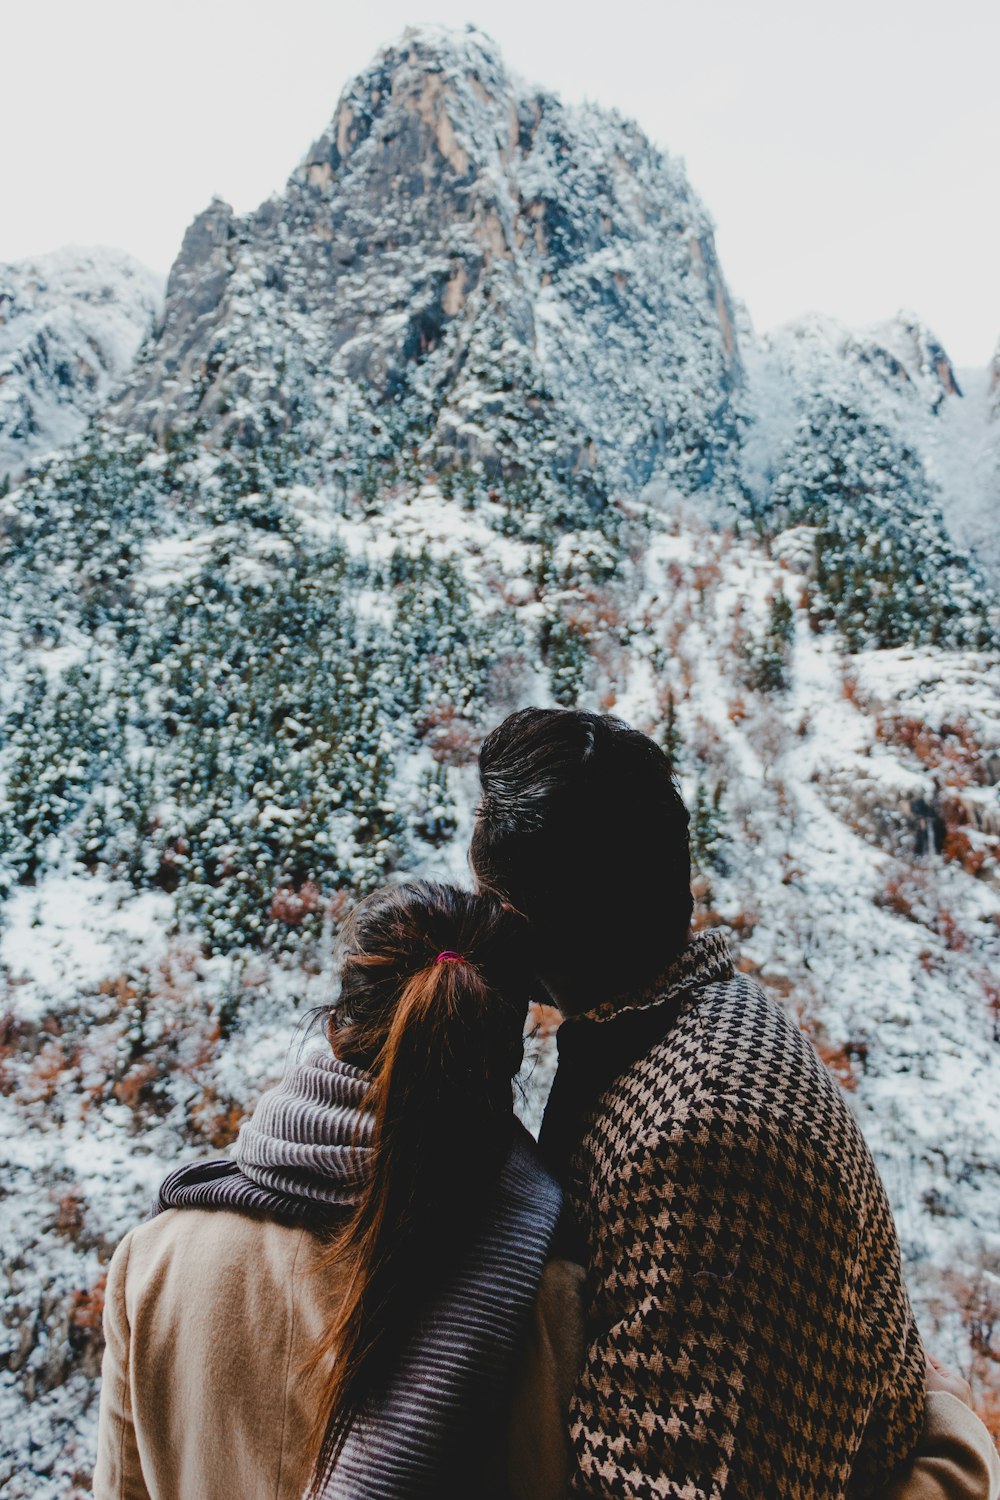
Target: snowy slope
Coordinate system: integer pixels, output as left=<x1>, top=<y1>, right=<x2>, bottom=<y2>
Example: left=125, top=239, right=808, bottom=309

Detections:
left=0, top=247, right=162, bottom=480
left=1, top=494, right=998, bottom=1495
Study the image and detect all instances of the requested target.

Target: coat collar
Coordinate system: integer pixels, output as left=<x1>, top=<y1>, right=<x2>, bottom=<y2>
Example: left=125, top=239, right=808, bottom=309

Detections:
left=537, top=929, right=736, bottom=1185
left=563, top=928, right=735, bottom=1031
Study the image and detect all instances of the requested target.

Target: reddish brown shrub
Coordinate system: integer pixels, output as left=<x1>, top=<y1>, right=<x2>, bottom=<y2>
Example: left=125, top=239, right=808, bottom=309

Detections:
left=691, top=560, right=722, bottom=596
left=875, top=714, right=988, bottom=786
left=690, top=874, right=722, bottom=933
left=419, top=706, right=482, bottom=767
left=269, top=881, right=322, bottom=927
left=188, top=1089, right=245, bottom=1149
left=973, top=1387, right=1000, bottom=1446
left=53, top=1188, right=87, bottom=1243
left=757, top=971, right=795, bottom=1002
left=0, top=1011, right=28, bottom=1096
left=935, top=910, right=969, bottom=952
left=70, top=1272, right=107, bottom=1338
left=877, top=879, right=914, bottom=919
left=20, top=1039, right=67, bottom=1106
left=663, top=617, right=689, bottom=657
left=112, top=1060, right=159, bottom=1112
left=98, top=975, right=139, bottom=1009
left=814, top=1040, right=858, bottom=1092
left=795, top=1007, right=859, bottom=1092
left=0, top=1010, right=24, bottom=1051
left=942, top=825, right=988, bottom=877
left=563, top=585, right=622, bottom=635
left=938, top=789, right=993, bottom=876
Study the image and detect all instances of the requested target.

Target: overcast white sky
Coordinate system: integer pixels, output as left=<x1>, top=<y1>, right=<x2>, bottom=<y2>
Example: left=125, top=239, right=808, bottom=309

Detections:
left=3, top=0, right=998, bottom=366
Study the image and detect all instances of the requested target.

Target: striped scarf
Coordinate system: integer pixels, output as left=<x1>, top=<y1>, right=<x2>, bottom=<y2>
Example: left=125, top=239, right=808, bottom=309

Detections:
left=155, top=1051, right=563, bottom=1500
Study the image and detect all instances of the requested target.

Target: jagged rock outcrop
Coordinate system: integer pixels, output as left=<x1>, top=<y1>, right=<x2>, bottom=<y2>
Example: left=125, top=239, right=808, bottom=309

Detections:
left=0, top=247, right=161, bottom=480
left=858, top=312, right=962, bottom=409
left=743, top=310, right=962, bottom=444
left=117, top=25, right=743, bottom=503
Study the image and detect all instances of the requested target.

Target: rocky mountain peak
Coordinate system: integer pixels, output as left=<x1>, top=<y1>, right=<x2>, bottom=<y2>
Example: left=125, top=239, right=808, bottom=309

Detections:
left=114, top=26, right=743, bottom=503
left=861, top=310, right=962, bottom=408
left=758, top=309, right=961, bottom=413
left=296, top=25, right=520, bottom=197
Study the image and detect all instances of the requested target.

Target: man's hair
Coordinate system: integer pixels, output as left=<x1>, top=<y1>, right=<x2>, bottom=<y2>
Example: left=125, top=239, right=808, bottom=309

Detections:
left=470, top=708, right=692, bottom=1001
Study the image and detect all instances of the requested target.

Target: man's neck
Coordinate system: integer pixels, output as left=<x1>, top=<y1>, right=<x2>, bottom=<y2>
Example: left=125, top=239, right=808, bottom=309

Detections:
left=543, top=932, right=693, bottom=1019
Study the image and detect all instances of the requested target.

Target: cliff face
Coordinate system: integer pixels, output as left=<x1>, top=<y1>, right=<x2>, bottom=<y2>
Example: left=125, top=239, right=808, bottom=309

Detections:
left=0, top=247, right=161, bottom=481
left=116, top=26, right=743, bottom=503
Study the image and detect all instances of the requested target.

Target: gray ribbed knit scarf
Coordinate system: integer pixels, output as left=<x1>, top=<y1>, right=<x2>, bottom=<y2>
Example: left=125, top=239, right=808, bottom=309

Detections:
left=155, top=1051, right=563, bottom=1500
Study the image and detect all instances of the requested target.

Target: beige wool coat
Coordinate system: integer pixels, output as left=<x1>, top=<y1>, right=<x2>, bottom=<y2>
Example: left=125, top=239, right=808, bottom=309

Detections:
left=94, top=1208, right=1000, bottom=1500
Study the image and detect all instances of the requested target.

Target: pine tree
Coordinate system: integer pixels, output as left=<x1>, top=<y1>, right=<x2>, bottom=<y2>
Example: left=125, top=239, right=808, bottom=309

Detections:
left=691, top=778, right=728, bottom=875
left=413, top=765, right=458, bottom=846
left=746, top=592, right=795, bottom=692
left=658, top=688, right=683, bottom=764
left=544, top=614, right=589, bottom=707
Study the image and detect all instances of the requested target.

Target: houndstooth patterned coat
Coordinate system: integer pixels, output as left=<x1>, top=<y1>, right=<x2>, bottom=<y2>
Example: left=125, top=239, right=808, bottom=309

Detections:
left=539, top=930, right=925, bottom=1500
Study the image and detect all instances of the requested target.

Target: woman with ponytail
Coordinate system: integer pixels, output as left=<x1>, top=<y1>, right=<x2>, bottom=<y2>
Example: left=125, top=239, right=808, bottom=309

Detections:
left=93, top=881, right=567, bottom=1500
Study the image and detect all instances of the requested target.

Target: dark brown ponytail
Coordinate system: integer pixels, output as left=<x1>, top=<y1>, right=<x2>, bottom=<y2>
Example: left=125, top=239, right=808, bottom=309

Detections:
left=306, top=881, right=532, bottom=1493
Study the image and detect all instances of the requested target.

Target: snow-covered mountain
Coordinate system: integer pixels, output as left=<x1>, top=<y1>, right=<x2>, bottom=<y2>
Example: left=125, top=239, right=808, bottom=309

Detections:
left=743, top=310, right=1000, bottom=639
left=0, top=247, right=162, bottom=481
left=0, top=26, right=997, bottom=1495
left=114, top=26, right=742, bottom=510
left=742, top=310, right=1000, bottom=591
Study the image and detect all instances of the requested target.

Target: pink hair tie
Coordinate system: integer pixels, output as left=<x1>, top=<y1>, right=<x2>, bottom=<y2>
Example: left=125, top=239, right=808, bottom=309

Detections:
left=435, top=950, right=465, bottom=964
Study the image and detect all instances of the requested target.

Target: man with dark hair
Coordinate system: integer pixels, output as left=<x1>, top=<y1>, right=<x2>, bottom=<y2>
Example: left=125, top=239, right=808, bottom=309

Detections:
left=471, top=707, right=926, bottom=1499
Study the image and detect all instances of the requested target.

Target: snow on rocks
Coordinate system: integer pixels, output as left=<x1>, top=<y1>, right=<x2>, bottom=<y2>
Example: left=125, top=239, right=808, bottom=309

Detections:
left=0, top=248, right=162, bottom=481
